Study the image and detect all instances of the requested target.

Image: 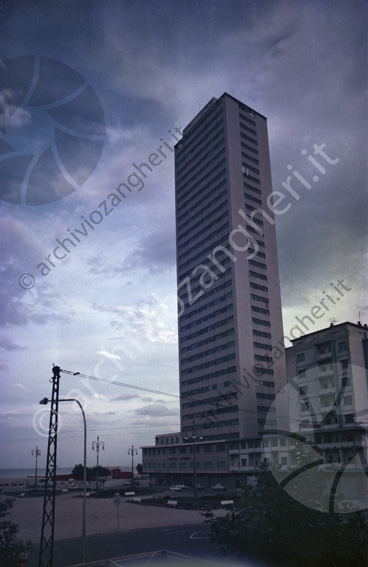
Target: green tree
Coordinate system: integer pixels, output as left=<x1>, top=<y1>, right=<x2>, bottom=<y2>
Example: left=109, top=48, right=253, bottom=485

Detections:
left=71, top=464, right=85, bottom=480
left=71, top=464, right=111, bottom=481
left=209, top=470, right=368, bottom=567
left=136, top=463, right=143, bottom=475
left=0, top=498, right=29, bottom=567
left=90, top=466, right=111, bottom=479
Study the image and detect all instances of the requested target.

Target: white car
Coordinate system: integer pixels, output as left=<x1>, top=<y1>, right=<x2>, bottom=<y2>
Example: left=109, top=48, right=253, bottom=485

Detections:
left=211, top=483, right=226, bottom=490
left=169, top=485, right=182, bottom=491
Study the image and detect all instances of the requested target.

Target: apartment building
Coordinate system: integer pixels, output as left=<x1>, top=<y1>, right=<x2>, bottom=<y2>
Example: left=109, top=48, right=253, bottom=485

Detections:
left=142, top=93, right=288, bottom=483
left=285, top=321, right=368, bottom=465
left=175, top=93, right=286, bottom=442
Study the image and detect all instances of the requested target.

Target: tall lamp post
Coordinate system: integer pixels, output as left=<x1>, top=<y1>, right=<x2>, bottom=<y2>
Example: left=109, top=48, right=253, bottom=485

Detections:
left=92, top=436, right=105, bottom=496
left=39, top=397, right=87, bottom=564
left=32, top=446, right=41, bottom=490
left=183, top=421, right=203, bottom=508
left=128, top=445, right=138, bottom=480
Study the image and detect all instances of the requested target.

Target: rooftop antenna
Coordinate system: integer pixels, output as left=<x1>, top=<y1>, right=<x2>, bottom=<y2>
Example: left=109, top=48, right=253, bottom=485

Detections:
left=329, top=318, right=338, bottom=326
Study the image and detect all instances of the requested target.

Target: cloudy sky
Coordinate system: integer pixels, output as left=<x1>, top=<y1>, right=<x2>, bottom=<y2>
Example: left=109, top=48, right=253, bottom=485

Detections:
left=0, top=0, right=366, bottom=469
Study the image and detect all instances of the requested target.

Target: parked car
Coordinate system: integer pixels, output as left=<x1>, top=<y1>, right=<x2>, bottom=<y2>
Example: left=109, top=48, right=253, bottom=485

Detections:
left=169, top=485, right=182, bottom=491
left=211, top=483, right=226, bottom=490
left=196, top=483, right=204, bottom=490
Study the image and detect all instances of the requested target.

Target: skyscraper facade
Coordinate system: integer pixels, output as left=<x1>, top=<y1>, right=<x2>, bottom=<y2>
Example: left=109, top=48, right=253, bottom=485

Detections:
left=175, top=93, right=286, bottom=442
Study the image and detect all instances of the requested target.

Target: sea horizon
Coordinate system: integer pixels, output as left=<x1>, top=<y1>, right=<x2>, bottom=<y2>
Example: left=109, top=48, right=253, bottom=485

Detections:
left=0, top=466, right=132, bottom=479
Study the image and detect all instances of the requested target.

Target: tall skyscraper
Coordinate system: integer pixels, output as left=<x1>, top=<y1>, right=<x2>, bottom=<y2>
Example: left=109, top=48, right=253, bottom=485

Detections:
left=175, top=93, right=286, bottom=442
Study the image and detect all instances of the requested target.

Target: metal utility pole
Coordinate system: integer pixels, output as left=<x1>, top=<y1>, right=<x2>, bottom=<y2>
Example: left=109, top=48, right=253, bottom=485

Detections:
left=183, top=421, right=203, bottom=509
left=38, top=366, right=61, bottom=567
left=113, top=493, right=121, bottom=530
left=128, top=445, right=138, bottom=479
left=39, top=396, right=87, bottom=564
left=32, top=446, right=41, bottom=490
left=92, top=436, right=105, bottom=496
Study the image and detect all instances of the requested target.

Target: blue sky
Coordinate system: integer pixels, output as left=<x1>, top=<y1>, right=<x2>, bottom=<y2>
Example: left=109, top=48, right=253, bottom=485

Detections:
left=0, top=0, right=366, bottom=469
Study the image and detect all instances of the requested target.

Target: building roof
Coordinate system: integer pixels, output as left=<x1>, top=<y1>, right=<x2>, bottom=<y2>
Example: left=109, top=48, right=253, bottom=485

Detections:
left=287, top=320, right=368, bottom=345
left=179, top=91, right=267, bottom=141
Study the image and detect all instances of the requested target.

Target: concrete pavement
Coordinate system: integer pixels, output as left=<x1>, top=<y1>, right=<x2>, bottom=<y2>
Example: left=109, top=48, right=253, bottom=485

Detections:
left=9, top=492, right=215, bottom=544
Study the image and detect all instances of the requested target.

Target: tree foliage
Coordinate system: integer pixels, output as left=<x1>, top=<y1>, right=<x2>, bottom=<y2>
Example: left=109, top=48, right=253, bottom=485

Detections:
left=71, top=464, right=111, bottom=481
left=0, top=498, right=29, bottom=567
left=136, top=463, right=143, bottom=474
left=209, top=470, right=368, bottom=567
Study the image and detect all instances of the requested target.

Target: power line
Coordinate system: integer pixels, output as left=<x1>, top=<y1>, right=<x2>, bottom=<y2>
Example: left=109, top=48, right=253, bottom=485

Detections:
left=60, top=367, right=179, bottom=399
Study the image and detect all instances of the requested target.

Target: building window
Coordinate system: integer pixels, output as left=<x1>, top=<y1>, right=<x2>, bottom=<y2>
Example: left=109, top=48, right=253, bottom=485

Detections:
left=204, top=445, right=212, bottom=453
left=341, top=359, right=348, bottom=369
left=169, top=462, right=177, bottom=469
left=216, top=444, right=225, bottom=452
left=205, top=462, right=213, bottom=470
left=345, top=414, right=354, bottom=424
left=297, top=353, right=305, bottom=363
left=343, top=395, right=353, bottom=406
left=280, top=457, right=287, bottom=466
left=179, top=446, right=187, bottom=454
left=217, top=461, right=226, bottom=470
left=241, top=458, right=247, bottom=466
left=342, top=377, right=350, bottom=387
left=338, top=341, right=348, bottom=352
left=180, top=463, right=187, bottom=470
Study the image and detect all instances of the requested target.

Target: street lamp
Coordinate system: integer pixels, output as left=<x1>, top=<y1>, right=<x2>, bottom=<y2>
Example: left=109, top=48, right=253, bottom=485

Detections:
left=31, top=446, right=41, bottom=490
left=183, top=422, right=203, bottom=508
left=92, top=436, right=105, bottom=496
left=128, top=445, right=138, bottom=481
left=39, top=396, right=87, bottom=563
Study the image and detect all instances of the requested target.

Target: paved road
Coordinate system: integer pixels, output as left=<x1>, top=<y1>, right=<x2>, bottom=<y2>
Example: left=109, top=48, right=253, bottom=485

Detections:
left=27, top=522, right=234, bottom=567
